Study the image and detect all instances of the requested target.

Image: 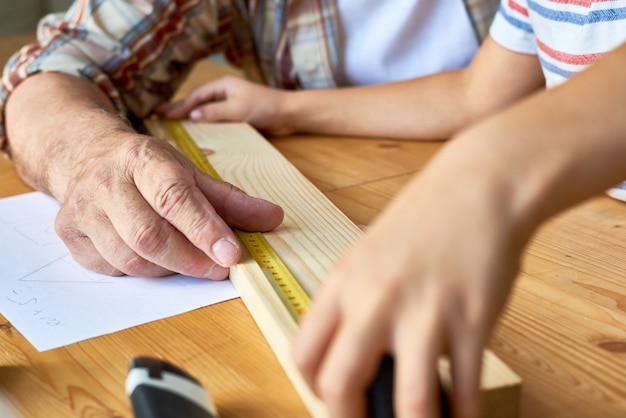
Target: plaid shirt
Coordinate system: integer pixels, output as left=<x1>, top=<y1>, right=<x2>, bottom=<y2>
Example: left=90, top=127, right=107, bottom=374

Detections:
left=0, top=0, right=499, bottom=148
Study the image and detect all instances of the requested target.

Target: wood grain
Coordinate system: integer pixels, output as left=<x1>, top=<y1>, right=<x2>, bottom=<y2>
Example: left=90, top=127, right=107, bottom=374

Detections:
left=490, top=196, right=626, bottom=417
left=146, top=119, right=522, bottom=417
left=3, top=44, right=625, bottom=417
left=1, top=109, right=309, bottom=417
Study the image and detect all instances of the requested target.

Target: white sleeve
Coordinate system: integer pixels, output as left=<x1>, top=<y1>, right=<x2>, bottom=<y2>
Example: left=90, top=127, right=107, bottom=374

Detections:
left=488, top=1, right=537, bottom=55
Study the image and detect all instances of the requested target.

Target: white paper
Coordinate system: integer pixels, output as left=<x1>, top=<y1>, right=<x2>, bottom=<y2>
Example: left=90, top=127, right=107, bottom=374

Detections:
left=0, top=192, right=238, bottom=351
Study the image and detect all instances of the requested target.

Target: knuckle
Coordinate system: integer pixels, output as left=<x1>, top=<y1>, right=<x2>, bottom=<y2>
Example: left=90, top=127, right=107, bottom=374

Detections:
left=119, top=136, right=183, bottom=177
left=118, top=136, right=147, bottom=159
left=119, top=254, right=153, bottom=277
left=64, top=179, right=104, bottom=218
left=184, top=217, right=217, bottom=244
left=153, top=181, right=196, bottom=218
left=54, top=213, right=72, bottom=240
left=54, top=213, right=84, bottom=247
left=87, top=145, right=137, bottom=194
left=89, top=165, right=117, bottom=196
left=129, top=219, right=170, bottom=256
left=119, top=139, right=155, bottom=174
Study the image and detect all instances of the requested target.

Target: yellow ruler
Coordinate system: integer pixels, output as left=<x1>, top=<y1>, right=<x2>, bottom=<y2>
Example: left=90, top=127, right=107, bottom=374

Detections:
left=163, top=120, right=311, bottom=320
left=164, top=120, right=400, bottom=417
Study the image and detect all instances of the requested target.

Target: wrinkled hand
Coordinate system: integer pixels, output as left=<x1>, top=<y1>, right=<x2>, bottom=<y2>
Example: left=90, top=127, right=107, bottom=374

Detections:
left=55, top=132, right=284, bottom=278
left=293, top=152, right=525, bottom=418
left=156, top=75, right=294, bottom=136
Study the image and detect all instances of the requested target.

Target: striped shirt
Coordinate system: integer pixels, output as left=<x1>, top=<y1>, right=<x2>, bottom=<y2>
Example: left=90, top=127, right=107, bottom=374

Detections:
left=490, top=0, right=626, bottom=88
left=0, top=0, right=499, bottom=149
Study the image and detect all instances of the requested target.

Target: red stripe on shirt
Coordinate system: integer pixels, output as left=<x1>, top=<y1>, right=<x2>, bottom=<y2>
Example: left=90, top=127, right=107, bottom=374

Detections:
left=546, top=0, right=615, bottom=7
left=110, top=1, right=198, bottom=91
left=508, top=0, right=530, bottom=16
left=536, top=37, right=604, bottom=65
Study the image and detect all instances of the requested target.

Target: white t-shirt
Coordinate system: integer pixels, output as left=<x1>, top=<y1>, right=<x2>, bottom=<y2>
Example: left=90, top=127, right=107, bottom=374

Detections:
left=338, top=0, right=479, bottom=85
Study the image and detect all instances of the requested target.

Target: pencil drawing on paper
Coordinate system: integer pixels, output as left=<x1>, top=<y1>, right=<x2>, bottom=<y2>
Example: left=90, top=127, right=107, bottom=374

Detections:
left=14, top=221, right=58, bottom=246
left=0, top=192, right=238, bottom=352
left=1, top=202, right=113, bottom=284
left=19, top=252, right=114, bottom=284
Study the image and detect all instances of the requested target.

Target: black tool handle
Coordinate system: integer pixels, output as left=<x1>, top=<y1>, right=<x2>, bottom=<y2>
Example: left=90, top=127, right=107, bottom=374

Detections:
left=126, top=357, right=219, bottom=418
left=367, top=355, right=450, bottom=418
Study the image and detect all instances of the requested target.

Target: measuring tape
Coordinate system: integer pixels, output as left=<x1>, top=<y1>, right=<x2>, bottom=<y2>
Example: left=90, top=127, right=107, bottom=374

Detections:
left=164, top=120, right=398, bottom=417
left=163, top=120, right=311, bottom=320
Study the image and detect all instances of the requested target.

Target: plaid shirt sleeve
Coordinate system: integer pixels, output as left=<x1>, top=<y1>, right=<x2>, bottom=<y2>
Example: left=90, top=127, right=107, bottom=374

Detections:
left=0, top=0, right=253, bottom=150
left=1, top=0, right=501, bottom=151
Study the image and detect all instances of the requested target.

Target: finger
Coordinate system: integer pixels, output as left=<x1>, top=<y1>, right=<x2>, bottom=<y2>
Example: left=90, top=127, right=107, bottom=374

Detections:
left=316, top=317, right=390, bottom=417
left=196, top=174, right=284, bottom=232
left=108, top=175, right=232, bottom=279
left=394, top=295, right=444, bottom=418
left=293, top=276, right=343, bottom=390
left=449, top=330, right=483, bottom=418
left=157, top=98, right=199, bottom=119
left=312, top=282, right=392, bottom=417
left=55, top=211, right=123, bottom=276
left=158, top=81, right=228, bottom=118
left=55, top=202, right=174, bottom=277
left=189, top=102, right=239, bottom=123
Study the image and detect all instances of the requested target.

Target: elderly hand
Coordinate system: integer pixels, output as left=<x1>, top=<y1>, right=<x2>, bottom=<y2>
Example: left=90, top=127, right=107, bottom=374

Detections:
left=55, top=131, right=283, bottom=278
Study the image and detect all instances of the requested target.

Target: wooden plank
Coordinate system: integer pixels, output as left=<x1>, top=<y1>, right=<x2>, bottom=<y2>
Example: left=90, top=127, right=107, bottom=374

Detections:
left=0, top=154, right=31, bottom=197
left=146, top=119, right=522, bottom=418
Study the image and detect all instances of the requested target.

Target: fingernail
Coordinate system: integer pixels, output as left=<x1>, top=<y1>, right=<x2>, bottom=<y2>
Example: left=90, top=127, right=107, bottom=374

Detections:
left=190, top=109, right=202, bottom=120
left=212, top=239, right=239, bottom=266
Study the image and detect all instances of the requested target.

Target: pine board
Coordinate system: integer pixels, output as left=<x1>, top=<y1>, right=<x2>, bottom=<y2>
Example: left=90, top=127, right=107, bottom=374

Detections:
left=146, top=119, right=522, bottom=417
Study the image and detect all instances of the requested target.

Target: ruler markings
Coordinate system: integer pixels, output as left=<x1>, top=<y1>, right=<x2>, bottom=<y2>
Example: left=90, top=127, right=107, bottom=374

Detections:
left=163, top=119, right=311, bottom=321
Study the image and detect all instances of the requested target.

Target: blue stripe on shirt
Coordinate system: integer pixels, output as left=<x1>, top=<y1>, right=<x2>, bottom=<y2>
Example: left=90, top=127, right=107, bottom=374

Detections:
left=498, top=3, right=534, bottom=32
left=538, top=55, right=576, bottom=79
left=528, top=1, right=626, bottom=25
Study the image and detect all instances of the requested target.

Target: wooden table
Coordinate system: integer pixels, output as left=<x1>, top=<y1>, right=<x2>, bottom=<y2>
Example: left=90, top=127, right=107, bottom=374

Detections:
left=2, top=35, right=626, bottom=417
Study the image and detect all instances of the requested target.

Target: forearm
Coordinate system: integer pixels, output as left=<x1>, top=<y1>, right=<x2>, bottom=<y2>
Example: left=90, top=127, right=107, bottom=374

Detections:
left=279, top=70, right=469, bottom=140
left=278, top=38, right=544, bottom=140
left=4, top=72, right=136, bottom=200
left=427, top=43, right=626, bottom=242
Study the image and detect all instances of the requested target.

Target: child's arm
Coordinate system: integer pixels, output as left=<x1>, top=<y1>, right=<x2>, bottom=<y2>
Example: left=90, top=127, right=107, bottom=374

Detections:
left=159, top=38, right=546, bottom=140
left=293, top=42, right=626, bottom=418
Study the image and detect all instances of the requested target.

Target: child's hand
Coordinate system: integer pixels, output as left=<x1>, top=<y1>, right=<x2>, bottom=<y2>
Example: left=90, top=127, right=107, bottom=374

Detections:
left=293, top=138, right=526, bottom=417
left=156, top=75, right=295, bottom=136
